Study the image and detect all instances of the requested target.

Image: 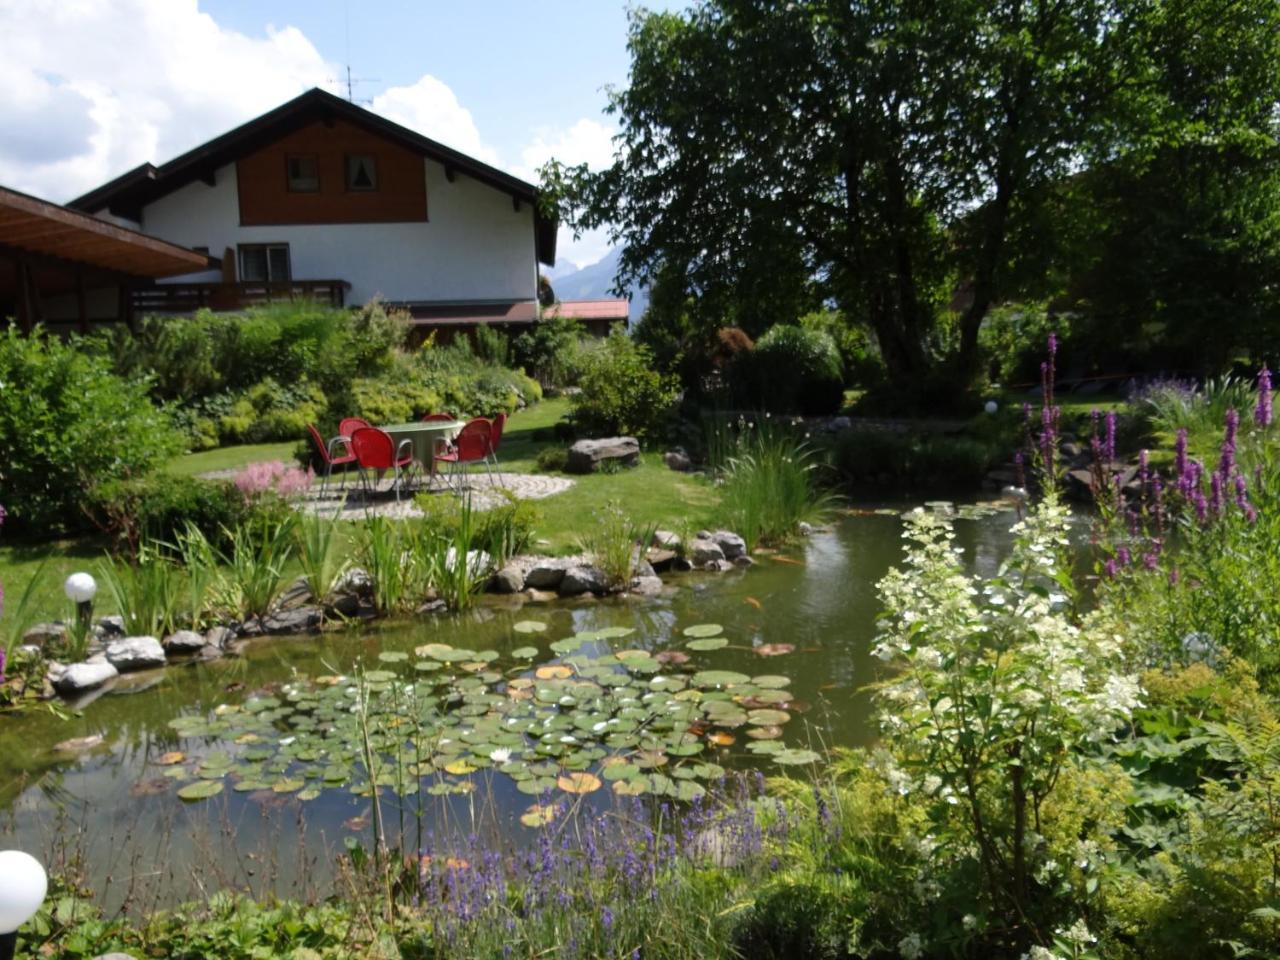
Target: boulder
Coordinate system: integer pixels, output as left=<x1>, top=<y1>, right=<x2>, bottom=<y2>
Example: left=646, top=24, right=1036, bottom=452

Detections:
left=559, top=565, right=612, bottom=597
left=629, top=575, right=665, bottom=597
left=417, top=599, right=448, bottom=615
left=704, top=558, right=735, bottom=573
left=204, top=625, right=236, bottom=649
left=733, top=554, right=755, bottom=568
left=273, top=576, right=314, bottom=610
left=23, top=622, right=66, bottom=647
left=663, top=448, right=692, bottom=471
left=105, top=637, right=166, bottom=672
left=646, top=548, right=678, bottom=573
left=653, top=529, right=682, bottom=550
left=260, top=606, right=323, bottom=635
left=688, top=538, right=726, bottom=566
left=163, top=630, right=206, bottom=655
left=524, top=557, right=574, bottom=590
left=825, top=416, right=853, bottom=433
left=53, top=660, right=118, bottom=694
left=332, top=567, right=375, bottom=598
left=708, top=530, right=747, bottom=560
left=96, top=615, right=126, bottom=638
left=490, top=565, right=526, bottom=594
left=566, top=437, right=641, bottom=474
left=523, top=588, right=559, bottom=603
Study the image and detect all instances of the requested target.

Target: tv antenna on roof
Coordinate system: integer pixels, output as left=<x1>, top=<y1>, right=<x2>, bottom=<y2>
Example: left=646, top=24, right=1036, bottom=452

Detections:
left=333, top=0, right=377, bottom=104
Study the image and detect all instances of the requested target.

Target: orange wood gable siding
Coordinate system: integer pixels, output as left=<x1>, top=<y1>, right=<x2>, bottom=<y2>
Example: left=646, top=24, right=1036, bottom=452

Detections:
left=236, top=118, right=428, bottom=226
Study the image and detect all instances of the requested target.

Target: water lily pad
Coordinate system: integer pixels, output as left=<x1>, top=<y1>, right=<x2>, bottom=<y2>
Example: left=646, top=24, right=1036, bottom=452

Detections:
left=444, top=760, right=477, bottom=775
left=602, top=761, right=641, bottom=781
left=596, top=626, right=636, bottom=639
left=773, top=748, right=822, bottom=766
left=157, top=751, right=186, bottom=765
left=692, top=670, right=751, bottom=688
left=416, top=643, right=454, bottom=659
left=612, top=776, right=648, bottom=796
left=378, top=651, right=409, bottom=663
left=511, top=646, right=540, bottom=659
left=233, top=780, right=270, bottom=793
left=513, top=621, right=548, bottom=634
left=755, top=643, right=795, bottom=657
left=550, top=637, right=586, bottom=654
left=535, top=665, right=573, bottom=680
left=177, top=780, right=224, bottom=801
left=272, top=778, right=306, bottom=793
left=682, top=624, right=724, bottom=638
left=747, top=709, right=791, bottom=726
left=520, top=803, right=559, bottom=828
left=363, top=670, right=397, bottom=683
left=746, top=725, right=784, bottom=740
left=686, top=638, right=729, bottom=651
left=558, top=771, right=603, bottom=794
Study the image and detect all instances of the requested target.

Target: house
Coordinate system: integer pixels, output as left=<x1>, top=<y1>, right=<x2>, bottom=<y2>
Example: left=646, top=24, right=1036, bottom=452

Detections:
left=67, top=88, right=568, bottom=330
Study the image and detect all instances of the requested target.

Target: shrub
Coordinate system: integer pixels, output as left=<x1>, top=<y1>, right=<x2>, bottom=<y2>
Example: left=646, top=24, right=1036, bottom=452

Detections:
left=535, top=447, right=570, bottom=472
left=348, top=376, right=443, bottom=426
left=832, top=429, right=995, bottom=490
left=0, top=327, right=183, bottom=535
left=729, top=324, right=845, bottom=415
left=570, top=332, right=679, bottom=440
left=799, top=310, right=886, bottom=390
left=88, top=474, right=289, bottom=557
left=512, top=313, right=584, bottom=387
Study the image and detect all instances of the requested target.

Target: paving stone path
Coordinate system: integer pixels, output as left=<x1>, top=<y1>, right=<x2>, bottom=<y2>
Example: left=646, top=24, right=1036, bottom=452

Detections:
left=295, top=470, right=576, bottom=520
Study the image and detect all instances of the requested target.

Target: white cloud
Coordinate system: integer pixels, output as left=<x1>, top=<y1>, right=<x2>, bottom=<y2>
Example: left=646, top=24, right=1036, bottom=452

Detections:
left=0, top=0, right=336, bottom=202
left=369, top=76, right=499, bottom=167
left=514, top=118, right=619, bottom=271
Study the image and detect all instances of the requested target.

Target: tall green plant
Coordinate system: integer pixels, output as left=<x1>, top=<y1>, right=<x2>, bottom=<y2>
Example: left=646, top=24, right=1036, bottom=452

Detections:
left=577, top=501, right=654, bottom=587
left=716, top=428, right=836, bottom=549
left=218, top=514, right=296, bottom=619
left=97, top=548, right=185, bottom=638
left=294, top=508, right=348, bottom=605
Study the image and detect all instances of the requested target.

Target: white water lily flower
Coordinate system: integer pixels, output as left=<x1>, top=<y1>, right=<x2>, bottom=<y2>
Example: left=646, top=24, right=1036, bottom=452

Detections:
left=279, top=737, right=296, bottom=746
left=489, top=748, right=512, bottom=764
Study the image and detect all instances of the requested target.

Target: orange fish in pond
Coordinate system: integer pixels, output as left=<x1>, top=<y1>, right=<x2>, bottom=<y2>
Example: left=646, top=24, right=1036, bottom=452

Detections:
left=744, top=596, right=763, bottom=610
left=772, top=555, right=804, bottom=566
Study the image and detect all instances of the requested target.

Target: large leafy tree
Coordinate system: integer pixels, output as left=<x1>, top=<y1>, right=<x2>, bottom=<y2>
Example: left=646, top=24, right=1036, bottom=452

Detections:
left=543, top=0, right=1117, bottom=380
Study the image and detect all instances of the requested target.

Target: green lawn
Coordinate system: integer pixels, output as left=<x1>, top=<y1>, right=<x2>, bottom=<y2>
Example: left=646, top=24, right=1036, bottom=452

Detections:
left=1, top=398, right=721, bottom=631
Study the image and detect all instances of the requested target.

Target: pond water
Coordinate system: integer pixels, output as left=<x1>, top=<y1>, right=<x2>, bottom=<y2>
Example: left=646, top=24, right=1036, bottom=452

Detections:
left=0, top=501, right=1033, bottom=910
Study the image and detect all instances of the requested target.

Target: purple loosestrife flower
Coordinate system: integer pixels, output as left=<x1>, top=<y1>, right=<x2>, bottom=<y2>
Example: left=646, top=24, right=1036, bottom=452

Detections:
left=1211, top=473, right=1224, bottom=515
left=1193, top=489, right=1209, bottom=524
left=1257, top=366, right=1273, bottom=428
left=1117, top=546, right=1132, bottom=567
left=0, top=648, right=5, bottom=685
left=1104, top=412, right=1117, bottom=463
left=601, top=906, right=614, bottom=936
left=1219, top=409, right=1239, bottom=480
left=1104, top=558, right=1120, bottom=579
left=1169, top=567, right=1180, bottom=586
left=1175, top=429, right=1188, bottom=478
left=1143, top=553, right=1159, bottom=572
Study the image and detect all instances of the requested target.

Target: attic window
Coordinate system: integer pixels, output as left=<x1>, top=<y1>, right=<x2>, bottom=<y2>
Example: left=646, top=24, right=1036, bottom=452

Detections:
left=346, top=154, right=378, bottom=192
left=287, top=155, right=319, bottom=192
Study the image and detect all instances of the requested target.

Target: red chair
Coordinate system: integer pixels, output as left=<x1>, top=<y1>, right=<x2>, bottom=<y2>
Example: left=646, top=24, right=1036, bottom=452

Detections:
left=349, top=427, right=419, bottom=502
left=420, top=412, right=457, bottom=423
left=339, top=416, right=372, bottom=439
left=308, top=424, right=356, bottom=495
left=433, top=418, right=494, bottom=490
left=487, top=412, right=508, bottom=468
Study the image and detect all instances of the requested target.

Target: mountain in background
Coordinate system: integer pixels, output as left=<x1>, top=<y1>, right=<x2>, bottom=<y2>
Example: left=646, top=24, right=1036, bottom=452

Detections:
left=546, top=247, right=649, bottom=323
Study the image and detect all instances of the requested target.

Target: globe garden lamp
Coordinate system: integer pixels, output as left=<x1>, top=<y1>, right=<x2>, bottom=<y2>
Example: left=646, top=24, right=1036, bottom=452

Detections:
left=0, top=850, right=47, bottom=960
left=984, top=400, right=999, bottom=415
left=63, top=572, right=97, bottom=643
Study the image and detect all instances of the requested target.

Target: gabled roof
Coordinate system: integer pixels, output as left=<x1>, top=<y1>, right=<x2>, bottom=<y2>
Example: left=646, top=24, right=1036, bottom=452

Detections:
left=68, top=87, right=557, bottom=266
left=0, top=183, right=218, bottom=278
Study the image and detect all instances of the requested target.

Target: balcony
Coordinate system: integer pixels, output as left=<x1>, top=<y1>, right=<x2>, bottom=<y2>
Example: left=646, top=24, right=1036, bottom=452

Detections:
left=131, top=279, right=350, bottom=313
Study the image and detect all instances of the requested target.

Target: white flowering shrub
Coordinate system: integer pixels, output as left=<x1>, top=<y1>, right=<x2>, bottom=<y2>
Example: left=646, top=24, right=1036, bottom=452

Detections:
left=873, top=495, right=1140, bottom=950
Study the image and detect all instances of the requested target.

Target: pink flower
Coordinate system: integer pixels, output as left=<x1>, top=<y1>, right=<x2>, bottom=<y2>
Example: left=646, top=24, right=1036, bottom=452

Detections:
left=232, top=461, right=314, bottom=500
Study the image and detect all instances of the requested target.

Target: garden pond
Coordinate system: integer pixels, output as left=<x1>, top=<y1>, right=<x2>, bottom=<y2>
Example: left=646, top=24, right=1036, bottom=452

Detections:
left=0, top=501, right=1050, bottom=909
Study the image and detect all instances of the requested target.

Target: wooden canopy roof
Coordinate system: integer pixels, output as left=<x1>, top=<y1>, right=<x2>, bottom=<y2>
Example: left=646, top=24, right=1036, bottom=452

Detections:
left=0, top=185, right=217, bottom=279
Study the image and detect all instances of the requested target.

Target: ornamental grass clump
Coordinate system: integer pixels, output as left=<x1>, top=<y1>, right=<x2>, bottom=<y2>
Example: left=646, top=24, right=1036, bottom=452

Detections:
left=872, top=495, right=1139, bottom=956
left=715, top=424, right=837, bottom=549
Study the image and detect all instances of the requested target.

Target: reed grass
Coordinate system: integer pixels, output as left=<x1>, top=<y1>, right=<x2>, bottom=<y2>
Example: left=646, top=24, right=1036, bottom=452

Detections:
left=218, top=514, right=296, bottom=619
left=715, top=428, right=838, bottom=549
left=294, top=507, right=348, bottom=605
left=97, top=547, right=184, bottom=638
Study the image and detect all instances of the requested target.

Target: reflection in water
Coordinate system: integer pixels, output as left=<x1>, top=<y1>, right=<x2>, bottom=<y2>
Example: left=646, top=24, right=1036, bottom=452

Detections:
left=0, top=502, right=1026, bottom=909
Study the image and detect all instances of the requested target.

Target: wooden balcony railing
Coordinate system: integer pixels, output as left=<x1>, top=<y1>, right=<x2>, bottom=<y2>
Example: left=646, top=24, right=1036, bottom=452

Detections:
left=131, top=279, right=350, bottom=313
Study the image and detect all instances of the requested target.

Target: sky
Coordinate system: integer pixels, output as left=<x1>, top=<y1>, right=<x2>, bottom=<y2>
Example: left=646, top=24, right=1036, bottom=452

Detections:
left=0, top=0, right=681, bottom=268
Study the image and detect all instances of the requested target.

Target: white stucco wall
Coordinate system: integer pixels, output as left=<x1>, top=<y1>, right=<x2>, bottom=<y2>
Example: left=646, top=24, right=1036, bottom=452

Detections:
left=138, top=160, right=539, bottom=305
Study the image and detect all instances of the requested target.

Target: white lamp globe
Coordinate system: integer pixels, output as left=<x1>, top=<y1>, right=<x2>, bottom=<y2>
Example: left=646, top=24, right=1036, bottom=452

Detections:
left=63, top=572, right=97, bottom=604
left=984, top=400, right=999, bottom=415
left=0, top=850, right=47, bottom=933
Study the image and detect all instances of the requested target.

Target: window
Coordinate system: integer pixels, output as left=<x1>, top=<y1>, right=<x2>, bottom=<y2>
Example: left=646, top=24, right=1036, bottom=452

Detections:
left=238, top=243, right=291, bottom=282
left=345, top=154, right=378, bottom=191
left=286, top=154, right=319, bottom=192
